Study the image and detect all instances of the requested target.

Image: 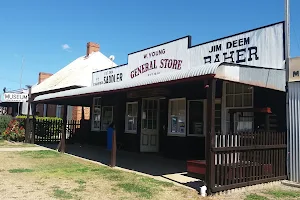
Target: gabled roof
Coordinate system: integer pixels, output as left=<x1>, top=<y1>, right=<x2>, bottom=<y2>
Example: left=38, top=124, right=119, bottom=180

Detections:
left=32, top=51, right=117, bottom=94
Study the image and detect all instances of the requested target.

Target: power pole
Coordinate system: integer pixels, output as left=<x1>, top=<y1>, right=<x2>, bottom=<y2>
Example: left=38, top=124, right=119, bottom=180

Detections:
left=18, top=56, right=24, bottom=116
left=285, top=0, right=291, bottom=179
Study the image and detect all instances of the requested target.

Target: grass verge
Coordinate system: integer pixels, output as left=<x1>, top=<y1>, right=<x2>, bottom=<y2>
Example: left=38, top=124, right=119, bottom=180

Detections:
left=8, top=168, right=34, bottom=173
left=2, top=150, right=180, bottom=200
left=245, top=194, right=268, bottom=200
left=266, top=189, right=300, bottom=198
left=53, top=188, right=73, bottom=199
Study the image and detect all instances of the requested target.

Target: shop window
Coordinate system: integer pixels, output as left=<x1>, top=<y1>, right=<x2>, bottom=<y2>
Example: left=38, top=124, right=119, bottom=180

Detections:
left=101, top=106, right=113, bottom=131
left=188, top=100, right=205, bottom=136
left=225, top=82, right=253, bottom=108
left=187, top=99, right=222, bottom=136
left=125, top=102, right=138, bottom=133
left=224, top=82, right=253, bottom=133
left=56, top=105, right=62, bottom=118
left=168, top=98, right=186, bottom=136
left=91, top=97, right=101, bottom=131
left=215, top=99, right=222, bottom=134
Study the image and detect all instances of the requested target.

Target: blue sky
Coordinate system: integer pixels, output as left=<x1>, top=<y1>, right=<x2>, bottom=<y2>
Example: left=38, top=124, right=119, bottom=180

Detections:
left=0, top=0, right=299, bottom=91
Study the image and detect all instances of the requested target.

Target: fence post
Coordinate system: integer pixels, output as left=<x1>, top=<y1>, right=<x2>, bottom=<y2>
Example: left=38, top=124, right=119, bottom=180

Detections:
left=206, top=78, right=216, bottom=194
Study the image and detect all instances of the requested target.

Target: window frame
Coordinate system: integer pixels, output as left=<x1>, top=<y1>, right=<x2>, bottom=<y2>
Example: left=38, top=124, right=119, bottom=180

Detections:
left=167, top=98, right=186, bottom=137
left=222, top=82, right=254, bottom=133
left=225, top=82, right=253, bottom=109
left=91, top=97, right=101, bottom=131
left=187, top=100, right=206, bottom=137
left=100, top=106, right=114, bottom=131
left=125, top=101, right=138, bottom=134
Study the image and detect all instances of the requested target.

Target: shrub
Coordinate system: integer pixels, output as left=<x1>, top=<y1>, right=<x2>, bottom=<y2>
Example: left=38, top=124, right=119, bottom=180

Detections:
left=16, top=115, right=62, bottom=121
left=0, top=115, right=12, bottom=134
left=2, top=119, right=25, bottom=142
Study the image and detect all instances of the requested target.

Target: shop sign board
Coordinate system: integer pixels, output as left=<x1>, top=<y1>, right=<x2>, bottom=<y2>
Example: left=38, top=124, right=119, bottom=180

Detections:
left=2, top=93, right=28, bottom=102
left=289, top=57, right=300, bottom=82
left=92, top=22, right=284, bottom=86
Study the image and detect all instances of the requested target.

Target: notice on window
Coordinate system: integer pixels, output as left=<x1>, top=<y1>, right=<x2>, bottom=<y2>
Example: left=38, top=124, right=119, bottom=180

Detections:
left=171, top=117, right=178, bottom=132
left=179, top=122, right=185, bottom=133
left=193, top=122, right=203, bottom=135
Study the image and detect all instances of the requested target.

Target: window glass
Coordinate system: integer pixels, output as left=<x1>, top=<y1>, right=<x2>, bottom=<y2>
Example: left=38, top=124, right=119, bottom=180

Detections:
left=92, top=97, right=101, bottom=131
left=101, top=106, right=113, bottom=131
left=56, top=105, right=62, bottom=118
left=168, top=98, right=186, bottom=135
left=224, top=82, right=254, bottom=133
left=188, top=101, right=204, bottom=135
left=125, top=102, right=138, bottom=133
left=215, top=101, right=222, bottom=134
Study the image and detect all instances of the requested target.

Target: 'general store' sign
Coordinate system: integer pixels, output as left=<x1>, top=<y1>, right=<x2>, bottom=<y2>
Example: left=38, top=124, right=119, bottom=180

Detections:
left=130, top=48, right=183, bottom=79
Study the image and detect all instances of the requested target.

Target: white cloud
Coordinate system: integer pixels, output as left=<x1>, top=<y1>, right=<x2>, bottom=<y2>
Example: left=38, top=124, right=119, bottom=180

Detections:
left=61, top=44, right=71, bottom=51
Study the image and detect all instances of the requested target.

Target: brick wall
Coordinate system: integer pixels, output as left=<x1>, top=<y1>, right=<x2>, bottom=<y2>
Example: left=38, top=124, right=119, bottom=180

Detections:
left=72, top=106, right=90, bottom=121
left=38, top=72, right=52, bottom=84
left=86, top=42, right=100, bottom=57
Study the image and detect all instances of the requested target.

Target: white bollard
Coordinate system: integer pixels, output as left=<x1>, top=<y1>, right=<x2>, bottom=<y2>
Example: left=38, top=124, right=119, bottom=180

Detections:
left=200, top=185, right=207, bottom=197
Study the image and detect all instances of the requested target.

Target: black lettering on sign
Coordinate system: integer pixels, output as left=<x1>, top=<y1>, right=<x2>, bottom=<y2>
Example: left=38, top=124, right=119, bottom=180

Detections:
left=223, top=51, right=234, bottom=63
left=203, top=43, right=259, bottom=65
left=209, top=44, right=222, bottom=53
left=227, top=37, right=250, bottom=49
left=293, top=71, right=299, bottom=77
left=236, top=48, right=246, bottom=63
left=214, top=54, right=220, bottom=63
left=248, top=46, right=259, bottom=61
left=204, top=56, right=211, bottom=64
left=103, top=73, right=123, bottom=84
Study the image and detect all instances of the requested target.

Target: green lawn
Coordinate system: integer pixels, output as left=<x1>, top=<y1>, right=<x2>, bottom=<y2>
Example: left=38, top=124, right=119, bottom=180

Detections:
left=245, top=188, right=300, bottom=200
left=0, top=150, right=200, bottom=200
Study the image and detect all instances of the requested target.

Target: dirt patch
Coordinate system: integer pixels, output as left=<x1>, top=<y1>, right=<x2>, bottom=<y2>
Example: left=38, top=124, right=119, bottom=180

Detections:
left=0, top=140, right=37, bottom=148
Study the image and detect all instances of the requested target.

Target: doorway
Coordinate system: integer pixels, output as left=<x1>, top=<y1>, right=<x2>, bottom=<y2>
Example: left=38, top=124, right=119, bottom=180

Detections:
left=140, top=98, right=159, bottom=152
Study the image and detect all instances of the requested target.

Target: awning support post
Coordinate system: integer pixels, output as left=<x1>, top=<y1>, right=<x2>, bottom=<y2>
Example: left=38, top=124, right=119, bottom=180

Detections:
left=31, top=103, right=36, bottom=144
left=58, top=105, right=68, bottom=153
left=110, top=130, right=117, bottom=167
left=25, top=86, right=32, bottom=143
left=205, top=78, right=216, bottom=195
left=81, top=106, right=85, bottom=120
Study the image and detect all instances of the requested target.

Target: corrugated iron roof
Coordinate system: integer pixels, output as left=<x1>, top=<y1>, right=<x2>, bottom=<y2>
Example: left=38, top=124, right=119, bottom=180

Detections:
left=31, top=51, right=117, bottom=94
left=34, top=63, right=285, bottom=104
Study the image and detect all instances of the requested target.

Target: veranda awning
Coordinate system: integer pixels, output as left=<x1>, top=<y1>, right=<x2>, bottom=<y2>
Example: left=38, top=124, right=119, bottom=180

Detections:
left=33, top=63, right=285, bottom=105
